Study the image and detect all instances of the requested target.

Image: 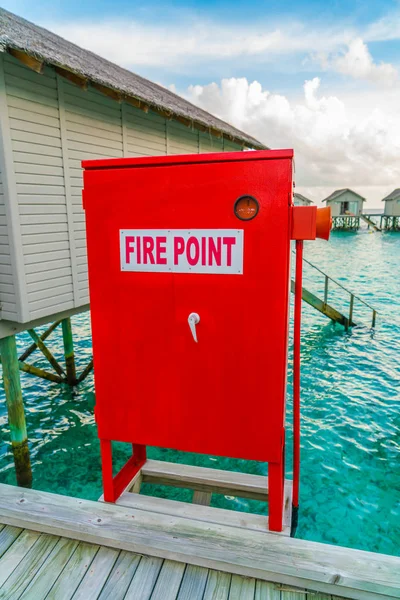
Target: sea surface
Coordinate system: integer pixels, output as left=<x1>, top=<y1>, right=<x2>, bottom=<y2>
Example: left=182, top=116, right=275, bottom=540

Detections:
left=0, top=229, right=399, bottom=556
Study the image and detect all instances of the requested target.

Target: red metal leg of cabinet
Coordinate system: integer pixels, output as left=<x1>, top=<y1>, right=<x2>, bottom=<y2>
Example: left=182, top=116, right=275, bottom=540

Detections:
left=100, top=439, right=147, bottom=502
left=268, top=456, right=285, bottom=532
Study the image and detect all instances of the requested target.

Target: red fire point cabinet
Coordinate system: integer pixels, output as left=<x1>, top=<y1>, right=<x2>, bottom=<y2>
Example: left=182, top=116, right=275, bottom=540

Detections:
left=82, top=149, right=331, bottom=533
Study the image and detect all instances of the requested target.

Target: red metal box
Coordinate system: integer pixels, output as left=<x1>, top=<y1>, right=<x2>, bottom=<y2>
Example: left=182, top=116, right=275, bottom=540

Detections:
left=83, top=149, right=293, bottom=527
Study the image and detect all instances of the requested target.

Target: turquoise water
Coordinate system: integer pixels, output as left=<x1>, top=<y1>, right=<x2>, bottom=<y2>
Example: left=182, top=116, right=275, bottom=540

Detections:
left=0, top=231, right=399, bottom=556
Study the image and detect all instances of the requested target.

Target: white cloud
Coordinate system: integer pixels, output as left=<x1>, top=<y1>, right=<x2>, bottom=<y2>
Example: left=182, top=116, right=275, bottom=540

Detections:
left=364, top=12, right=400, bottom=42
left=45, top=16, right=400, bottom=91
left=185, top=77, right=400, bottom=205
left=46, top=18, right=354, bottom=69
left=318, top=38, right=398, bottom=86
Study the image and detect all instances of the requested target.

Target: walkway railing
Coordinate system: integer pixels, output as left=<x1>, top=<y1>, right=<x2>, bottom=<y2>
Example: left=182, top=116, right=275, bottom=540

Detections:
left=292, top=253, right=377, bottom=329
left=359, top=214, right=381, bottom=232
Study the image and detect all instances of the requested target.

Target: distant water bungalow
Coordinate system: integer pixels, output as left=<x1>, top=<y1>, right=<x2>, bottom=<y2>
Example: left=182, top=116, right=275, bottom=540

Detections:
left=322, top=188, right=364, bottom=230
left=293, top=192, right=313, bottom=206
left=319, top=187, right=400, bottom=232
left=381, top=188, right=400, bottom=230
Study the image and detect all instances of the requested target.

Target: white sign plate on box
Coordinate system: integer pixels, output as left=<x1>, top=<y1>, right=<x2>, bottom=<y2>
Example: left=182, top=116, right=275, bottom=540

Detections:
left=120, top=229, right=244, bottom=274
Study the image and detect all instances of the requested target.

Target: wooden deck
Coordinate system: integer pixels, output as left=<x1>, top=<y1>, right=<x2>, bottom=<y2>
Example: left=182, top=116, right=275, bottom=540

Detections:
left=0, top=481, right=399, bottom=600
left=0, top=521, right=330, bottom=600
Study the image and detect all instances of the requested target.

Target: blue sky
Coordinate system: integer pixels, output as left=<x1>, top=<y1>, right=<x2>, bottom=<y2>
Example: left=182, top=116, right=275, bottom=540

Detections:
left=7, top=0, right=400, bottom=90
left=4, top=0, right=400, bottom=204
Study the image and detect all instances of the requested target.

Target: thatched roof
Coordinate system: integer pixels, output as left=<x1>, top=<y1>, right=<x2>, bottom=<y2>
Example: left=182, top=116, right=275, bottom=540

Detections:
left=0, top=8, right=265, bottom=150
left=381, top=188, right=400, bottom=202
left=322, top=188, right=365, bottom=203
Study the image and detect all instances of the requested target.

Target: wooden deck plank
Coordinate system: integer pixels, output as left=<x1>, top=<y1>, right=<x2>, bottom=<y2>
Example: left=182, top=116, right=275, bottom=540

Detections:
left=0, top=525, right=22, bottom=557
left=176, top=565, right=209, bottom=599
left=0, top=533, right=59, bottom=599
left=254, top=581, right=280, bottom=599
left=71, top=546, right=120, bottom=600
left=45, top=542, right=99, bottom=600
left=203, top=571, right=232, bottom=600
left=0, top=484, right=399, bottom=600
left=142, top=460, right=271, bottom=500
left=116, top=491, right=287, bottom=535
left=0, top=529, right=40, bottom=588
left=150, top=560, right=186, bottom=600
left=97, top=550, right=141, bottom=599
left=228, top=574, right=256, bottom=599
left=124, top=556, right=163, bottom=599
left=19, top=537, right=78, bottom=599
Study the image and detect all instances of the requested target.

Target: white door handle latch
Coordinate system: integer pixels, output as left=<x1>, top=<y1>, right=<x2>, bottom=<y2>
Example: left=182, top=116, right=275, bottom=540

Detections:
left=188, top=313, right=200, bottom=343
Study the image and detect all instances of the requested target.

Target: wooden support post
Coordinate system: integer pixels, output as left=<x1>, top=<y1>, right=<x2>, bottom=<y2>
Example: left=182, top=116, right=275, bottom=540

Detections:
left=323, top=276, right=329, bottom=309
left=349, top=294, right=354, bottom=325
left=61, top=318, right=77, bottom=386
left=372, top=310, right=377, bottom=328
left=27, top=329, right=65, bottom=377
left=192, top=491, right=212, bottom=506
left=19, top=320, right=62, bottom=362
left=77, top=359, right=93, bottom=384
left=0, top=335, right=32, bottom=488
left=18, top=361, right=64, bottom=384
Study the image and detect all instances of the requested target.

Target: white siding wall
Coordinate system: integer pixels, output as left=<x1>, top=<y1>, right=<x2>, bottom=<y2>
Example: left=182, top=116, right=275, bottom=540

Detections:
left=1, top=53, right=243, bottom=324
left=328, top=202, right=340, bottom=217
left=61, top=80, right=124, bottom=306
left=394, top=200, right=400, bottom=216
left=4, top=54, right=74, bottom=321
left=384, top=200, right=393, bottom=216
left=0, top=165, right=17, bottom=320
left=124, top=104, right=167, bottom=156
left=167, top=121, right=199, bottom=154
left=199, top=132, right=223, bottom=153
left=385, top=199, right=400, bottom=216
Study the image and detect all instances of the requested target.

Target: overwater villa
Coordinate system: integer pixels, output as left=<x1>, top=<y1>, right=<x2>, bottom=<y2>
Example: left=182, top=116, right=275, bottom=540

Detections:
left=293, top=192, right=313, bottom=206
left=381, top=188, right=400, bottom=230
left=322, top=188, right=365, bottom=230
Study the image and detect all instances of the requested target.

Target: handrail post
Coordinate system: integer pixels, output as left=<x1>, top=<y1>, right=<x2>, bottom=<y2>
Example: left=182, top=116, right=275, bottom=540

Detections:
left=323, top=275, right=329, bottom=310
left=349, top=294, right=354, bottom=326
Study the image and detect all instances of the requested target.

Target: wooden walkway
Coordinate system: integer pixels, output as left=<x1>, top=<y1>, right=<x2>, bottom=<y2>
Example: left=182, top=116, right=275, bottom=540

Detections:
left=0, top=482, right=399, bottom=600
left=359, top=214, right=381, bottom=232
left=0, top=521, right=331, bottom=600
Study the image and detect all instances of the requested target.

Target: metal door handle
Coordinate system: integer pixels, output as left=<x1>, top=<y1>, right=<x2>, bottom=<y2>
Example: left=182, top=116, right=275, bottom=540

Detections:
left=188, top=313, right=200, bottom=343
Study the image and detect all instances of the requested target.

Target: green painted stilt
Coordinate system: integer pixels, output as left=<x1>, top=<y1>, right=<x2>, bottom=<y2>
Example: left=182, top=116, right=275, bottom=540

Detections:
left=0, top=335, right=32, bottom=488
left=62, top=317, right=77, bottom=386
left=19, top=319, right=62, bottom=362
